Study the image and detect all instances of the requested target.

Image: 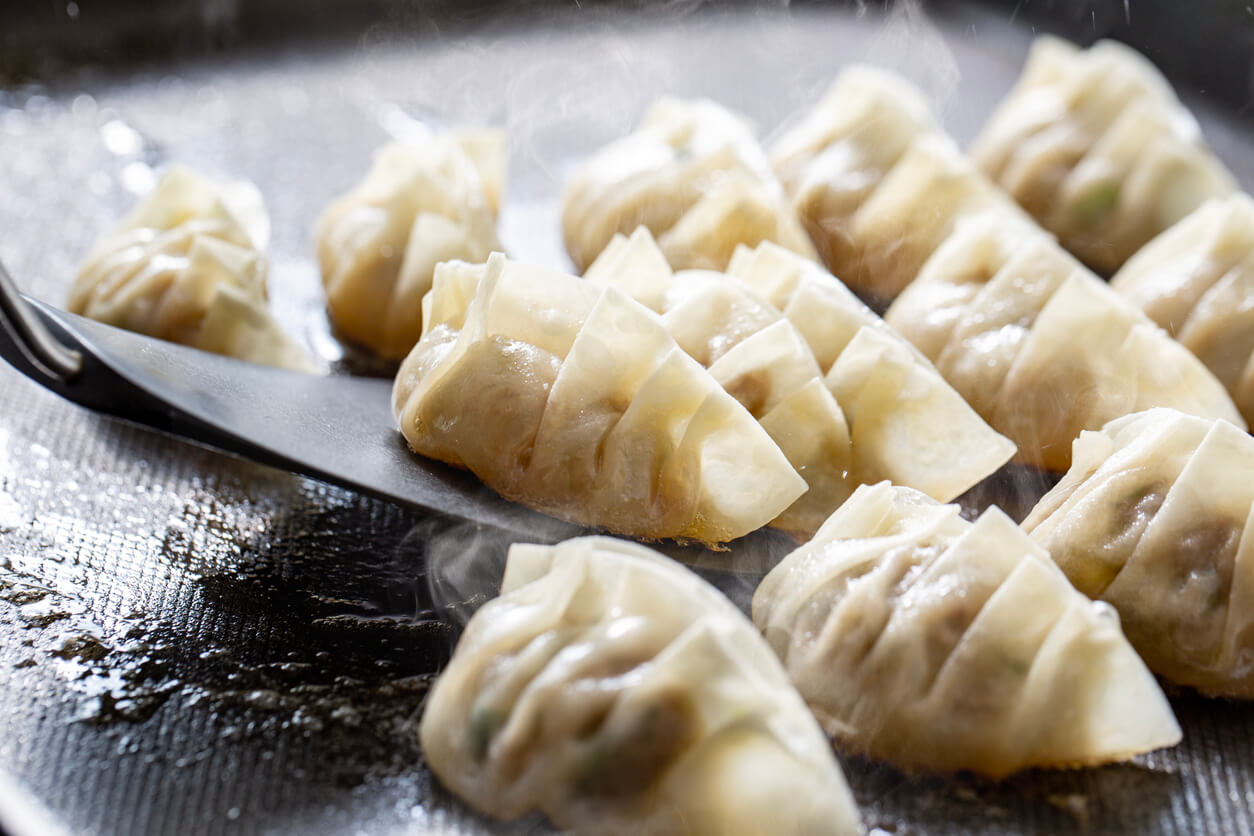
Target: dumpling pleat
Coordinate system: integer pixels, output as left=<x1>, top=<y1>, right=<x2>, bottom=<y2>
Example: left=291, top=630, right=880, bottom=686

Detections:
left=394, top=254, right=804, bottom=543
left=753, top=482, right=1181, bottom=776
left=421, top=537, right=862, bottom=834
left=1023, top=408, right=1254, bottom=697
left=920, top=555, right=1066, bottom=773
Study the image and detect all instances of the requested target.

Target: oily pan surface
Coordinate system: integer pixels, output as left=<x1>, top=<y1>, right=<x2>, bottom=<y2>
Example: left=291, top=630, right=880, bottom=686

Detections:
left=1, top=4, right=1253, bottom=834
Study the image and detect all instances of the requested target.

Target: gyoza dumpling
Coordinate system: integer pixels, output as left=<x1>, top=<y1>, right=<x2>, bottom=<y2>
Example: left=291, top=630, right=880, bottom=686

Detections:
left=586, top=228, right=1014, bottom=536
left=769, top=67, right=1026, bottom=303
left=771, top=65, right=938, bottom=199
left=752, top=482, right=1181, bottom=777
left=726, top=239, right=1016, bottom=500
left=885, top=213, right=1244, bottom=471
left=70, top=165, right=315, bottom=371
left=392, top=253, right=805, bottom=545
left=422, top=536, right=863, bottom=835
left=586, top=228, right=851, bottom=537
left=1111, top=193, right=1254, bottom=425
left=315, top=131, right=504, bottom=360
left=561, top=98, right=816, bottom=272
left=971, top=37, right=1236, bottom=274
left=1023, top=408, right=1254, bottom=698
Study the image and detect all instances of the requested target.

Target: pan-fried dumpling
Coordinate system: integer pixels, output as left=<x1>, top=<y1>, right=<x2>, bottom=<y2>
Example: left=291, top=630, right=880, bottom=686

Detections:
left=726, top=239, right=1016, bottom=499
left=561, top=97, right=816, bottom=272
left=422, top=536, right=863, bottom=835
left=885, top=213, right=1244, bottom=471
left=392, top=253, right=805, bottom=545
left=1111, top=193, right=1254, bottom=425
left=769, top=67, right=1026, bottom=303
left=971, top=37, right=1236, bottom=274
left=70, top=165, right=316, bottom=371
left=586, top=229, right=1014, bottom=536
left=315, top=131, right=504, bottom=360
left=752, top=482, right=1181, bottom=777
left=586, top=228, right=851, bottom=537
left=771, top=65, right=937, bottom=199
left=1023, top=408, right=1254, bottom=698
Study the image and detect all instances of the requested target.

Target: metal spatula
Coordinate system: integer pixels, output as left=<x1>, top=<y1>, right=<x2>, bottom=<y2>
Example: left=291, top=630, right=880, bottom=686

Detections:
left=0, top=262, right=791, bottom=571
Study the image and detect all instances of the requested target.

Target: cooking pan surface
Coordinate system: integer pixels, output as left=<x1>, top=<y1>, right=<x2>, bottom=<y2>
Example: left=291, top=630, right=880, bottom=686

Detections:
left=1, top=3, right=1252, bottom=834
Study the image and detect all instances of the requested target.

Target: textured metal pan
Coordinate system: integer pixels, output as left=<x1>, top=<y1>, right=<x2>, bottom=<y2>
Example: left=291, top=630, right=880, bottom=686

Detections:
left=0, top=2, right=1253, bottom=835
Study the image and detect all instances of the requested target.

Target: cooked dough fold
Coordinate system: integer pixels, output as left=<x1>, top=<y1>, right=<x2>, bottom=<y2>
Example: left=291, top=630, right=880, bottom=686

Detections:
left=1111, top=193, right=1254, bottom=425
left=585, top=229, right=1014, bottom=536
left=70, top=165, right=315, bottom=371
left=885, top=213, right=1244, bottom=470
left=421, top=536, right=863, bottom=835
left=562, top=98, right=816, bottom=272
left=315, top=131, right=504, bottom=359
left=971, top=36, right=1235, bottom=273
left=753, top=482, right=1182, bottom=777
left=769, top=66, right=1028, bottom=302
left=392, top=253, right=806, bottom=544
left=1024, top=408, right=1254, bottom=698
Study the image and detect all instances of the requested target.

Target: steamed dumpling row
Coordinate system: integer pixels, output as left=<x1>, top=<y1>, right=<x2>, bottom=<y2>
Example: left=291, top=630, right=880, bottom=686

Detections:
left=561, top=97, right=817, bottom=273
left=70, top=166, right=315, bottom=371
left=753, top=481, right=1182, bottom=778
left=885, top=214, right=1244, bottom=471
left=1024, top=409, right=1254, bottom=698
left=769, top=66, right=1028, bottom=303
left=972, top=37, right=1236, bottom=274
left=421, top=537, right=863, bottom=835
left=583, top=228, right=1014, bottom=535
left=315, top=131, right=505, bottom=360
left=1112, top=193, right=1254, bottom=425
left=391, top=253, right=806, bottom=545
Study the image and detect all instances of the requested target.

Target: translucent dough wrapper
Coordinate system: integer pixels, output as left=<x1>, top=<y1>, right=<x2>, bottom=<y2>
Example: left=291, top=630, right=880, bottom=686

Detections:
left=421, top=536, right=863, bottom=836
left=726, top=240, right=1016, bottom=500
left=392, top=253, right=805, bottom=545
left=314, top=133, right=504, bottom=359
left=561, top=98, right=816, bottom=272
left=752, top=482, right=1181, bottom=778
left=70, top=166, right=315, bottom=372
left=587, top=229, right=848, bottom=537
left=1023, top=408, right=1254, bottom=698
left=586, top=229, right=1013, bottom=536
left=769, top=66, right=1026, bottom=302
left=971, top=36, right=1236, bottom=274
left=885, top=213, right=1244, bottom=471
left=1111, top=193, right=1254, bottom=425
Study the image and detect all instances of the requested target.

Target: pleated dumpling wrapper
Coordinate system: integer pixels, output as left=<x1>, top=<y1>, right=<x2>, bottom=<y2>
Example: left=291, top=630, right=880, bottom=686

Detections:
left=971, top=36, right=1235, bottom=274
left=421, top=536, right=863, bottom=836
left=752, top=482, right=1182, bottom=778
left=726, top=240, right=1017, bottom=494
left=315, top=131, right=504, bottom=360
left=885, top=213, right=1244, bottom=471
left=70, top=165, right=316, bottom=371
left=561, top=97, right=816, bottom=272
left=585, top=228, right=1015, bottom=535
left=1111, top=193, right=1254, bottom=425
left=392, top=253, right=805, bottom=545
left=769, top=65, right=1027, bottom=303
left=585, top=227, right=851, bottom=537
left=1023, top=408, right=1254, bottom=698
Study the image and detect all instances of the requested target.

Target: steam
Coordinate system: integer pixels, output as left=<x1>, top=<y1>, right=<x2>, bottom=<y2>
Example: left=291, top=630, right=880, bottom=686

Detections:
left=864, top=0, right=962, bottom=110
left=418, top=519, right=517, bottom=628
left=420, top=514, right=801, bottom=630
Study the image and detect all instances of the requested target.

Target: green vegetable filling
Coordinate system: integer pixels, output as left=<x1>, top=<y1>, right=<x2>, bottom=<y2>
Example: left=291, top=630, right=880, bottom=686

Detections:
left=1071, top=182, right=1120, bottom=224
